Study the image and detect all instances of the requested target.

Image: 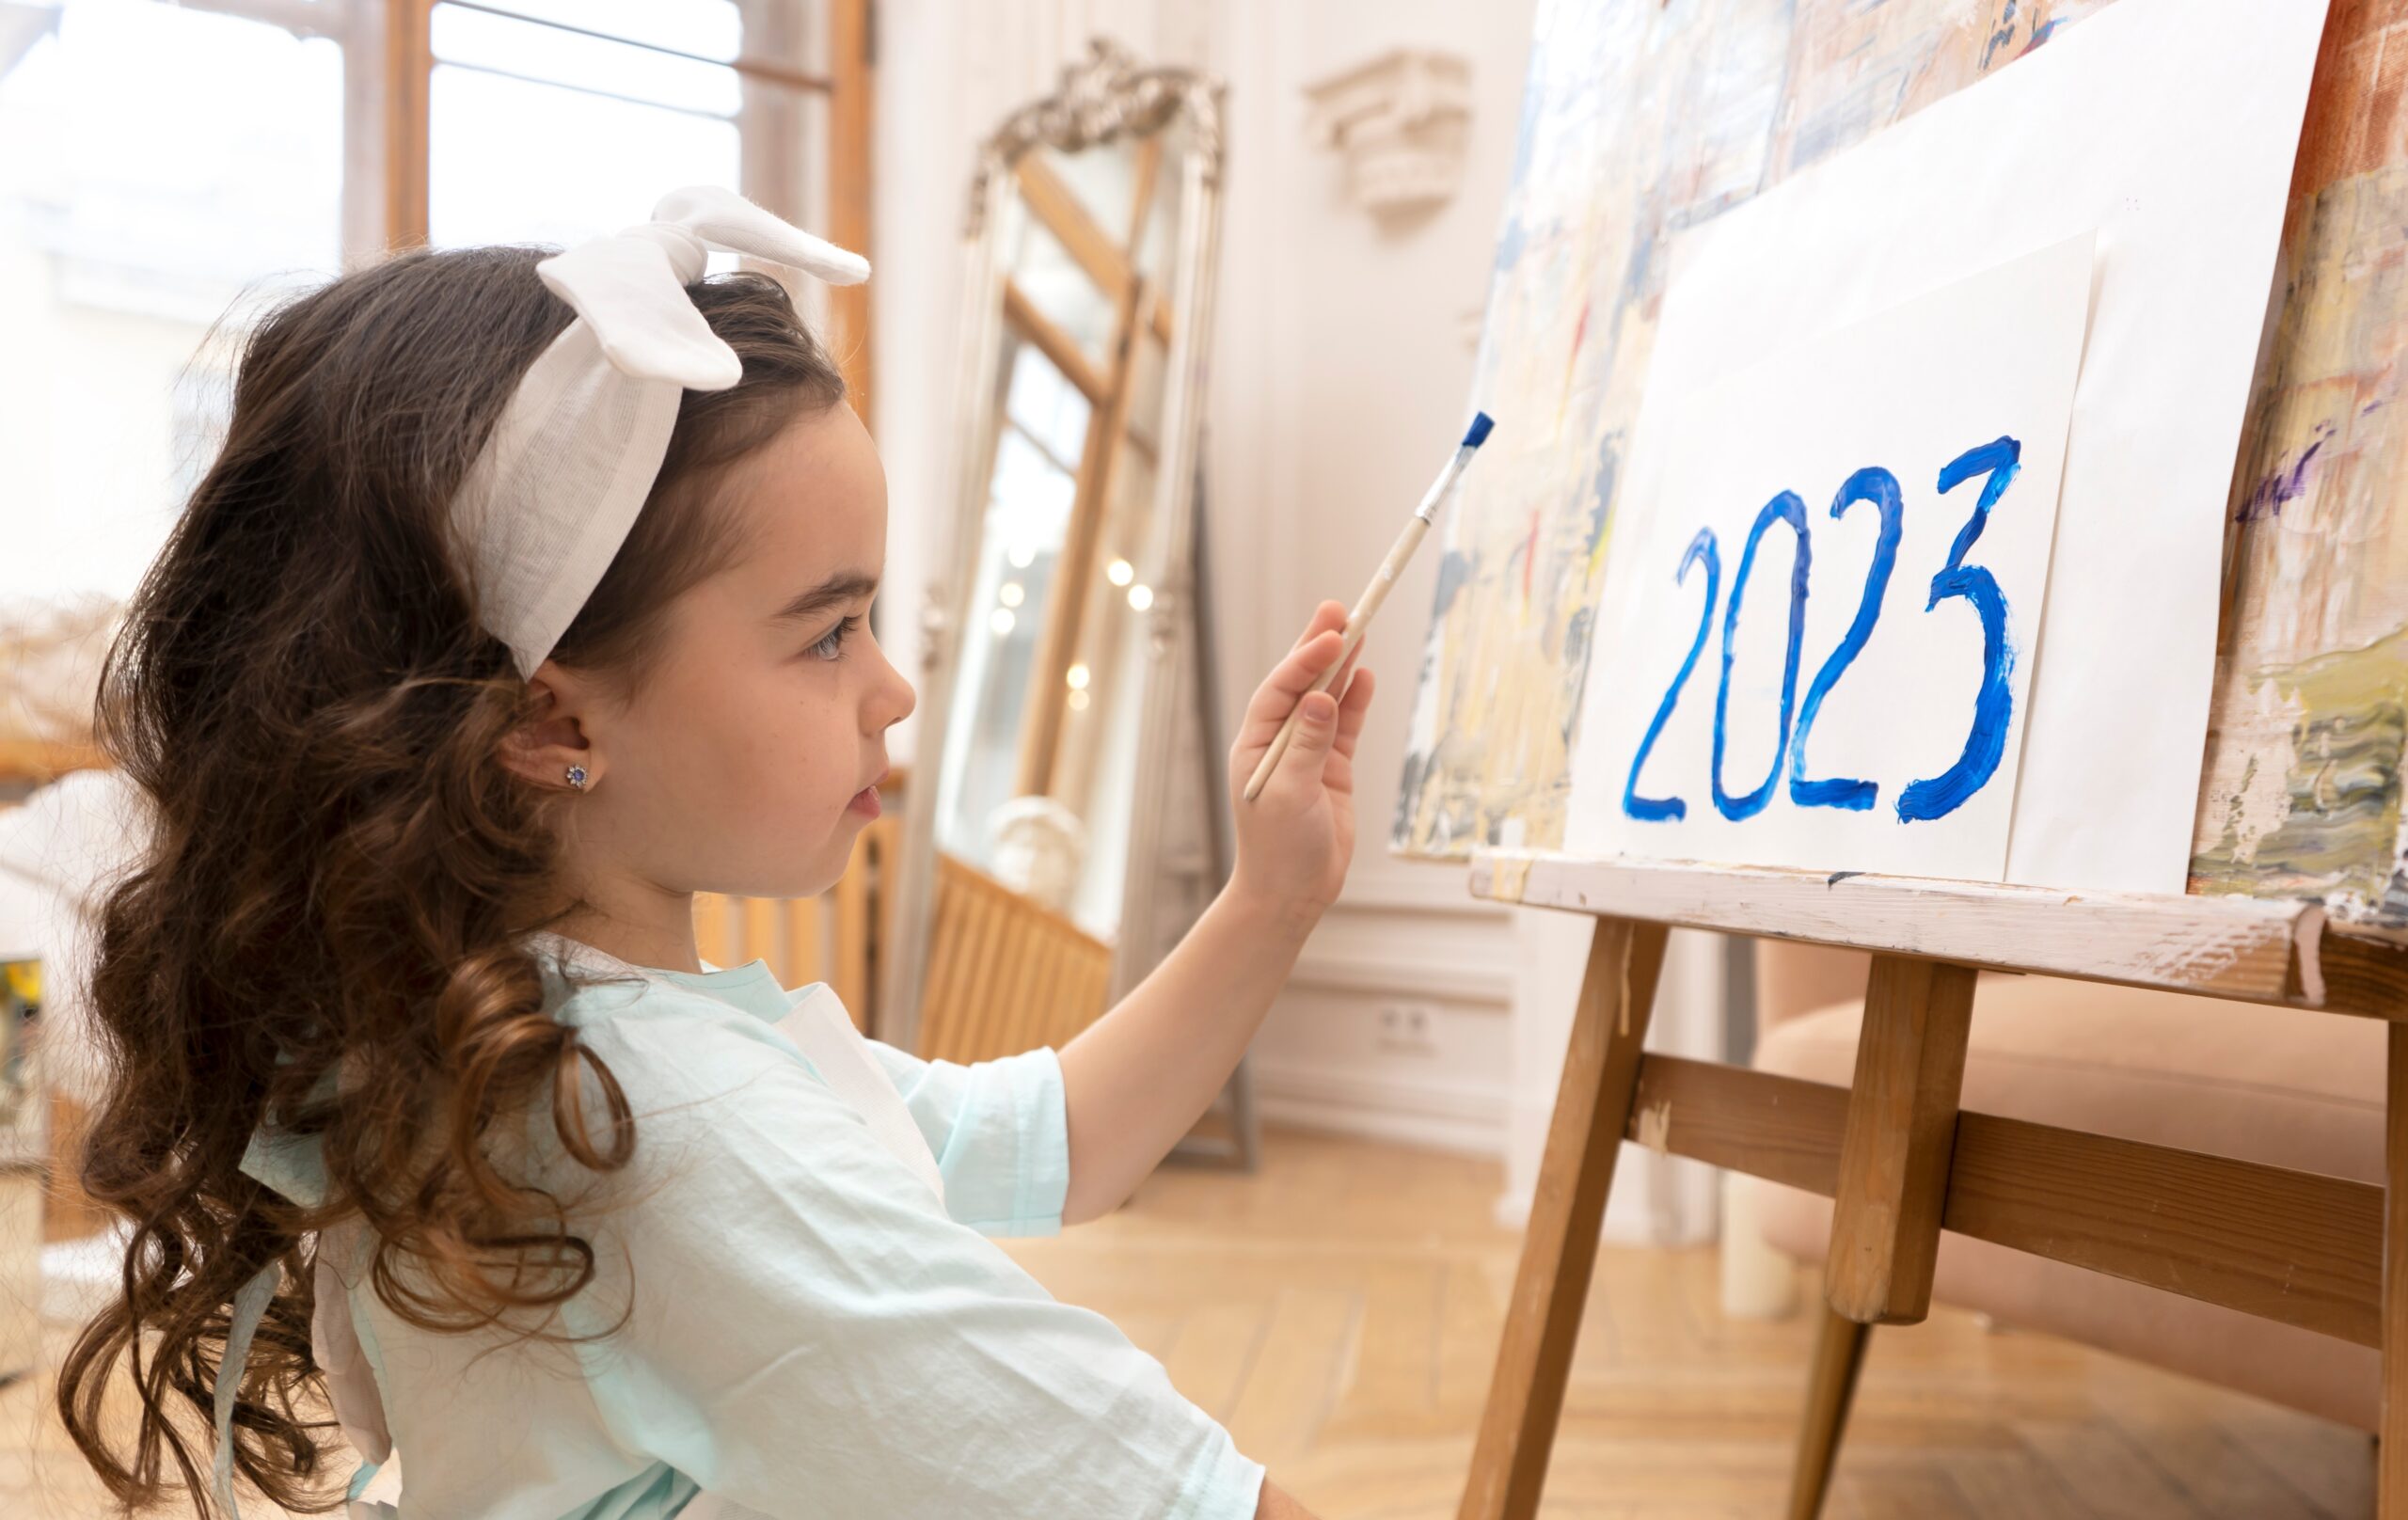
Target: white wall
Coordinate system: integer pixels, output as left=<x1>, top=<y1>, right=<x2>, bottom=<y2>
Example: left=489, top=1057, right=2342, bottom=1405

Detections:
left=879, top=0, right=1725, bottom=1241
left=1194, top=0, right=1531, bottom=1161
left=1197, top=0, right=1725, bottom=1241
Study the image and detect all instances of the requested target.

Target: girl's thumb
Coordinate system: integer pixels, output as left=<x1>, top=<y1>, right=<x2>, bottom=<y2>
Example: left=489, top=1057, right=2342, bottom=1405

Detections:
left=1278, top=691, right=1339, bottom=775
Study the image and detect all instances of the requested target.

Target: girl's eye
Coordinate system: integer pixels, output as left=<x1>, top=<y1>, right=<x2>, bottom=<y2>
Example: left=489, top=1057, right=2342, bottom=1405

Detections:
left=808, top=615, right=861, bottom=662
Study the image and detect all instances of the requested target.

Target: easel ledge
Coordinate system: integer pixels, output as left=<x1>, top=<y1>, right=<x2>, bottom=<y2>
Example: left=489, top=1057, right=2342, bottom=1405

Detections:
left=1467, top=847, right=2408, bottom=1019
left=1452, top=847, right=2408, bottom=1520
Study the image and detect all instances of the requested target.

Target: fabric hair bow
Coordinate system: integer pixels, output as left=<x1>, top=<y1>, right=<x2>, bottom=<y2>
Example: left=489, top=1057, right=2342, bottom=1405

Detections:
left=451, top=185, right=869, bottom=679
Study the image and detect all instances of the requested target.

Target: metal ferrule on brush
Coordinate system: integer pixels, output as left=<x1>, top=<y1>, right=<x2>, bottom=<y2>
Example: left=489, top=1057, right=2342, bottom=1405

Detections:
left=1415, top=413, right=1496, bottom=523
left=1415, top=451, right=1475, bottom=524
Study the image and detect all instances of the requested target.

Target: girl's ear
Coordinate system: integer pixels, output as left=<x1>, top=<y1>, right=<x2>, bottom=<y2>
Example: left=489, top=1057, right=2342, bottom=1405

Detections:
left=499, top=662, right=604, bottom=792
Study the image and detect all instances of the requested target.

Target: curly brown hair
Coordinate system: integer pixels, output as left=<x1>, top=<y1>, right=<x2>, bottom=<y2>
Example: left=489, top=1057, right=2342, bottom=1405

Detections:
left=55, top=244, right=850, bottom=1514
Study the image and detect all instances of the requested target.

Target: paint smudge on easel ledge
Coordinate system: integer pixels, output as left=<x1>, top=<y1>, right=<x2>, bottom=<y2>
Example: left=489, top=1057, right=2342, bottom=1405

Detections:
left=1634, top=1099, right=1673, bottom=1155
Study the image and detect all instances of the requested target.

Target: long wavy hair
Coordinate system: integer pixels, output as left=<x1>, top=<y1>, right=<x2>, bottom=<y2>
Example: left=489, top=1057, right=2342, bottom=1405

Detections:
left=55, top=245, right=849, bottom=1514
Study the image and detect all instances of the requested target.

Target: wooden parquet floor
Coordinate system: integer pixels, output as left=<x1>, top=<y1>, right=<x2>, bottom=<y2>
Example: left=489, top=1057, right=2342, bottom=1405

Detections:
left=998, top=1130, right=2373, bottom=1520
left=0, top=1127, right=2375, bottom=1517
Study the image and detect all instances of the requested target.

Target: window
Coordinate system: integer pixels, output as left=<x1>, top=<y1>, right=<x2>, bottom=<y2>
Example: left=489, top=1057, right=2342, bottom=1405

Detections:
left=0, top=0, right=868, bottom=616
left=0, top=0, right=344, bottom=609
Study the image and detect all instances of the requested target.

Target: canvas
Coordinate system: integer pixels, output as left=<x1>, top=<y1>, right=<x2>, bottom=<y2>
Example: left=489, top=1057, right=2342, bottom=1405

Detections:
left=1397, top=0, right=2408, bottom=932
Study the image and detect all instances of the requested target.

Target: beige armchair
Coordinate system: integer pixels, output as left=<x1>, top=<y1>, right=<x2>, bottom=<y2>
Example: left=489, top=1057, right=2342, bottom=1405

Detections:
left=1744, top=939, right=2383, bottom=1450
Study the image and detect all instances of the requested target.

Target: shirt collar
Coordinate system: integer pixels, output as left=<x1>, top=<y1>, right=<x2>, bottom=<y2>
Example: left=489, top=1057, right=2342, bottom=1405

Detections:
left=522, top=927, right=804, bottom=1024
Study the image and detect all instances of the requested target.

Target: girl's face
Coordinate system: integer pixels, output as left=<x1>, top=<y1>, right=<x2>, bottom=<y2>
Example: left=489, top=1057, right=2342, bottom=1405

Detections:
left=521, top=402, right=915, bottom=947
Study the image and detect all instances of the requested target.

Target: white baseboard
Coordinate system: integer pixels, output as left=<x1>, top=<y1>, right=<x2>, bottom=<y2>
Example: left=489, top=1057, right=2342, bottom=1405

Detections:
left=1283, top=947, right=1514, bottom=1005
left=1249, top=1059, right=1506, bottom=1158
left=1491, top=1183, right=1529, bottom=1231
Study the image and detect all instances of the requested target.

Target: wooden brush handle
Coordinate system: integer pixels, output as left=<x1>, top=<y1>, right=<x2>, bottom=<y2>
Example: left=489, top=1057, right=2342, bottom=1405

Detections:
left=1242, top=515, right=1430, bottom=802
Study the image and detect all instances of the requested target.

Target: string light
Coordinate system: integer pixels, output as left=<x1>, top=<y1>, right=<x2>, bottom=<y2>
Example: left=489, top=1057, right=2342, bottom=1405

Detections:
left=999, top=581, right=1025, bottom=608
left=1068, top=689, right=1090, bottom=711
left=1106, top=558, right=1134, bottom=586
left=1127, top=584, right=1154, bottom=611
left=990, top=608, right=1016, bottom=635
left=1066, top=662, right=1090, bottom=690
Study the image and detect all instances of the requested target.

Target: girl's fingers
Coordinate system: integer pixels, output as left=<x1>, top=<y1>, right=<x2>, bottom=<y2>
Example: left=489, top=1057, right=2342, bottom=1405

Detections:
left=1330, top=667, right=1374, bottom=762
left=1234, top=604, right=1363, bottom=778
left=1289, top=600, right=1348, bottom=653
left=1241, top=627, right=1347, bottom=742
left=1322, top=744, right=1355, bottom=797
left=1325, top=641, right=1365, bottom=700
left=1269, top=689, right=1344, bottom=792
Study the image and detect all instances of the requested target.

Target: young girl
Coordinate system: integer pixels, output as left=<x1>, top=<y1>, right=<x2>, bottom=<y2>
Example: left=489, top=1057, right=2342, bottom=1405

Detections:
left=59, top=188, right=1369, bottom=1520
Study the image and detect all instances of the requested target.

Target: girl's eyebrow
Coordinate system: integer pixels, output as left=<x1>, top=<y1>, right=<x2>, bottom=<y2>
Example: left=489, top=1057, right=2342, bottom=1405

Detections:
left=769, top=572, right=879, bottom=624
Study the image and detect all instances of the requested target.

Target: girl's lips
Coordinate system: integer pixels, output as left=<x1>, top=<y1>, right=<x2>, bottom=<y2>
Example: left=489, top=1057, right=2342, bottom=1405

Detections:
left=848, top=784, right=882, bottom=819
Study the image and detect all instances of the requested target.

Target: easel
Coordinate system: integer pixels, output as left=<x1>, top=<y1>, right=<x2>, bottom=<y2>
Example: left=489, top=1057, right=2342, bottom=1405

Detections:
left=1454, top=850, right=2408, bottom=1520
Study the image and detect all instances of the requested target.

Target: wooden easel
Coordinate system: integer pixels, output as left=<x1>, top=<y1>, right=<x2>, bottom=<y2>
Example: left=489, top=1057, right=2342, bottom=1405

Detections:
left=1454, top=851, right=2408, bottom=1520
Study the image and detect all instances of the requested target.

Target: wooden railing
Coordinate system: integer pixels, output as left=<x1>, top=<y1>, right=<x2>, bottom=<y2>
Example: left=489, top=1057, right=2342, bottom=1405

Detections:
left=694, top=811, right=897, bottom=1030
left=913, top=849, right=1112, bottom=1065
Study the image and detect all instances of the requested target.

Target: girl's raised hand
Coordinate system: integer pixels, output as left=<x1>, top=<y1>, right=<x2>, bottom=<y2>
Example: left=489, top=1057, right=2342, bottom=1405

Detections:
left=1227, top=599, right=1375, bottom=920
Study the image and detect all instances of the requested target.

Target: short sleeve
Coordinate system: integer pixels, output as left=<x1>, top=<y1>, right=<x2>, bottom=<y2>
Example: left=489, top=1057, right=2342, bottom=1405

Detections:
left=562, top=1007, right=1264, bottom=1520
left=865, top=1039, right=1070, bottom=1237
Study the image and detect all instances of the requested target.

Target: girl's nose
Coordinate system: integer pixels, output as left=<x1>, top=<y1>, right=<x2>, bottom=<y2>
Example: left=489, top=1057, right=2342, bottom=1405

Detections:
left=871, top=643, right=916, bottom=730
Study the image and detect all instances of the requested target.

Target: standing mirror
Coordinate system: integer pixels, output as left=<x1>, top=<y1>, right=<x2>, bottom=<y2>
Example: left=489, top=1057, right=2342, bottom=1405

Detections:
left=882, top=40, right=1246, bottom=1160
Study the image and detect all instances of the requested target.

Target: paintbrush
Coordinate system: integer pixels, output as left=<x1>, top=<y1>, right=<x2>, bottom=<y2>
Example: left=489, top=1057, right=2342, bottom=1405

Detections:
left=1243, top=411, right=1495, bottom=803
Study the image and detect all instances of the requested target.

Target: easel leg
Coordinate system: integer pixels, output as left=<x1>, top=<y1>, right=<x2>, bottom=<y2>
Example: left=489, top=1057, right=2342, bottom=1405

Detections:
left=1457, top=916, right=1671, bottom=1520
left=1787, top=1305, right=1870, bottom=1520
left=1826, top=955, right=1977, bottom=1324
left=2382, top=1021, right=2408, bottom=1515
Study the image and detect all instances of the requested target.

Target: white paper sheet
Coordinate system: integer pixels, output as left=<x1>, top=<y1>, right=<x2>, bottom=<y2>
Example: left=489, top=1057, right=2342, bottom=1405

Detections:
left=1579, top=234, right=2094, bottom=882
left=1560, top=0, right=2331, bottom=894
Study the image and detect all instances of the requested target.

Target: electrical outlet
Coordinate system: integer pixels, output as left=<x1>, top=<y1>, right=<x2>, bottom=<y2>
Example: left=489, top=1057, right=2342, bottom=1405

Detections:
left=1377, top=1001, right=1439, bottom=1053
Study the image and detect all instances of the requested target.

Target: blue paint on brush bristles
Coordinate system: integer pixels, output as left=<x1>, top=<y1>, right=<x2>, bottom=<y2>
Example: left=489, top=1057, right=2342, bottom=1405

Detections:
left=1464, top=411, right=1496, bottom=449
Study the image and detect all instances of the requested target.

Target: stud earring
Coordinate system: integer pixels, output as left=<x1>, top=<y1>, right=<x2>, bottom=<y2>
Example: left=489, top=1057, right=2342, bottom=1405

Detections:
left=564, top=764, right=589, bottom=791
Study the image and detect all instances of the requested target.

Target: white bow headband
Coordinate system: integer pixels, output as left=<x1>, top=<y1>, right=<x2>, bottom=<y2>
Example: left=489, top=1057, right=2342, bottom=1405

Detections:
left=450, top=185, right=869, bottom=679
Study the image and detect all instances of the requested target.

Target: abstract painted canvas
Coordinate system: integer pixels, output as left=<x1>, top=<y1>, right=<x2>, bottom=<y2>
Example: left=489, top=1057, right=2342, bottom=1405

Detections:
left=1398, top=0, right=2408, bottom=929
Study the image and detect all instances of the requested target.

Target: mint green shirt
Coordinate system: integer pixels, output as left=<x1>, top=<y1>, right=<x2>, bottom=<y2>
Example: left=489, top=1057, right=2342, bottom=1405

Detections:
left=237, top=942, right=1264, bottom=1520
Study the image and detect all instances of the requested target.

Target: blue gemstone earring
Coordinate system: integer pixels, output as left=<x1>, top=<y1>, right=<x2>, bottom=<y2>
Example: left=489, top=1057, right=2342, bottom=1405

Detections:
left=564, top=764, right=589, bottom=791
